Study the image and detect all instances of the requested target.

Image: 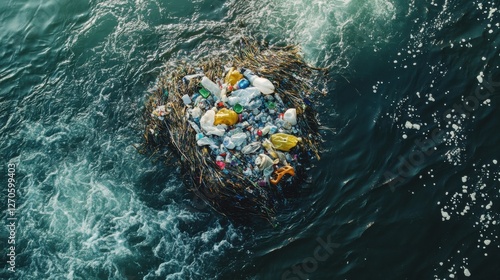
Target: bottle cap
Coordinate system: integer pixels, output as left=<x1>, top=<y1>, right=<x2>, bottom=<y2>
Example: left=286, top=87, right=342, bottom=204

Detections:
left=233, top=103, right=243, bottom=114
left=266, top=101, right=276, bottom=109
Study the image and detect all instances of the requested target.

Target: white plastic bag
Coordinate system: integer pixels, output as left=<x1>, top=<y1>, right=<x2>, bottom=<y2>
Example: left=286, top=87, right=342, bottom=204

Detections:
left=191, top=107, right=202, bottom=118
left=284, top=108, right=297, bottom=125
left=201, top=76, right=221, bottom=100
left=200, top=110, right=226, bottom=136
left=196, top=137, right=218, bottom=149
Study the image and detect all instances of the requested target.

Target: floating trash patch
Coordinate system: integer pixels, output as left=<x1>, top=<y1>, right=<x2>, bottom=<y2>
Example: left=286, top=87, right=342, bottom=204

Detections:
left=139, top=38, right=327, bottom=224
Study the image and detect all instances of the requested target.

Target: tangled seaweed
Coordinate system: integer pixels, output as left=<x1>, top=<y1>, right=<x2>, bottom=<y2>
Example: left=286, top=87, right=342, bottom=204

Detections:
left=139, top=38, right=327, bottom=224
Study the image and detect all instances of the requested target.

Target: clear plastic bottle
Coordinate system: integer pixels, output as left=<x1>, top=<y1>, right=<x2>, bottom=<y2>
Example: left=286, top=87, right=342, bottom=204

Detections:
left=182, top=94, right=192, bottom=105
left=223, top=137, right=236, bottom=149
left=227, top=87, right=261, bottom=107
left=236, top=79, right=250, bottom=89
left=242, top=68, right=275, bottom=95
left=201, top=76, right=221, bottom=100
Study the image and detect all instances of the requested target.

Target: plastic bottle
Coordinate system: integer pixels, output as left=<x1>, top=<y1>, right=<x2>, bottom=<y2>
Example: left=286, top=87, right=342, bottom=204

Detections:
left=182, top=94, right=192, bottom=105
left=236, top=79, right=250, bottom=89
left=201, top=76, right=221, bottom=100
left=214, top=108, right=239, bottom=126
left=223, top=137, right=236, bottom=149
left=199, top=88, right=211, bottom=98
left=188, top=120, right=202, bottom=134
left=241, top=142, right=261, bottom=154
left=270, top=133, right=301, bottom=151
left=283, top=108, right=297, bottom=125
left=242, top=68, right=275, bottom=95
left=247, top=99, right=262, bottom=110
left=227, top=87, right=261, bottom=107
left=243, top=167, right=253, bottom=176
left=282, top=121, right=292, bottom=130
left=269, top=125, right=278, bottom=134
left=230, top=132, right=247, bottom=147
left=261, top=126, right=271, bottom=136
left=182, top=73, right=204, bottom=83
left=266, top=101, right=276, bottom=110
left=225, top=153, right=232, bottom=163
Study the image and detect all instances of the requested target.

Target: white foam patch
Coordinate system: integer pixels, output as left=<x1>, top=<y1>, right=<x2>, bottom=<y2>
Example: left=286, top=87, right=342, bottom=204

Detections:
left=477, top=72, right=484, bottom=83
left=436, top=163, right=500, bottom=278
left=13, top=91, right=241, bottom=279
left=18, top=152, right=241, bottom=279
left=238, top=0, right=397, bottom=68
left=382, top=2, right=500, bottom=278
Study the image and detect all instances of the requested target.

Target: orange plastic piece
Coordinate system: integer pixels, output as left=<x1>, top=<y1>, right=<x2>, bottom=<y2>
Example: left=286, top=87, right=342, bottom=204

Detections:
left=270, top=166, right=295, bottom=185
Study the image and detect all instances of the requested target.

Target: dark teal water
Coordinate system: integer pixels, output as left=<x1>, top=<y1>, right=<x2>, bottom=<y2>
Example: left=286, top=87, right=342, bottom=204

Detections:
left=1, top=0, right=500, bottom=279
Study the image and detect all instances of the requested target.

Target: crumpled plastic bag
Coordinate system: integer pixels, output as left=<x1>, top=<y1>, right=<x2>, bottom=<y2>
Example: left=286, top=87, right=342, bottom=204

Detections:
left=197, top=137, right=218, bottom=149
left=255, top=153, right=277, bottom=170
left=241, top=142, right=261, bottom=154
left=200, top=110, right=226, bottom=136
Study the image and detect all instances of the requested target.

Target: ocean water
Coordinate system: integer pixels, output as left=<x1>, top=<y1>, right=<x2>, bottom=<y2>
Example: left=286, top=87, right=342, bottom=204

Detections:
left=1, top=0, right=500, bottom=279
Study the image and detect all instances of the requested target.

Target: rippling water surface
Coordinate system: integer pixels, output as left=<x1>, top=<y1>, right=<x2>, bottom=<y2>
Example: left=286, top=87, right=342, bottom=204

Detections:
left=1, top=0, right=500, bottom=279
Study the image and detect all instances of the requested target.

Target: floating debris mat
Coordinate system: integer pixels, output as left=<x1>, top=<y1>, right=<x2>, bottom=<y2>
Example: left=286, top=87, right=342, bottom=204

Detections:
left=140, top=38, right=326, bottom=224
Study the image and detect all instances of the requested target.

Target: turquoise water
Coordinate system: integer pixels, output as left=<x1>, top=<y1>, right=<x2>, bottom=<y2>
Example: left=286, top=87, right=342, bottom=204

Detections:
left=1, top=0, right=500, bottom=279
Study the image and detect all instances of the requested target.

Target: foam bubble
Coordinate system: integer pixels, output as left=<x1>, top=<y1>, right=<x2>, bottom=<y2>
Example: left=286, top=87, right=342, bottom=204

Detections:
left=477, top=72, right=484, bottom=83
left=441, top=210, right=451, bottom=221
